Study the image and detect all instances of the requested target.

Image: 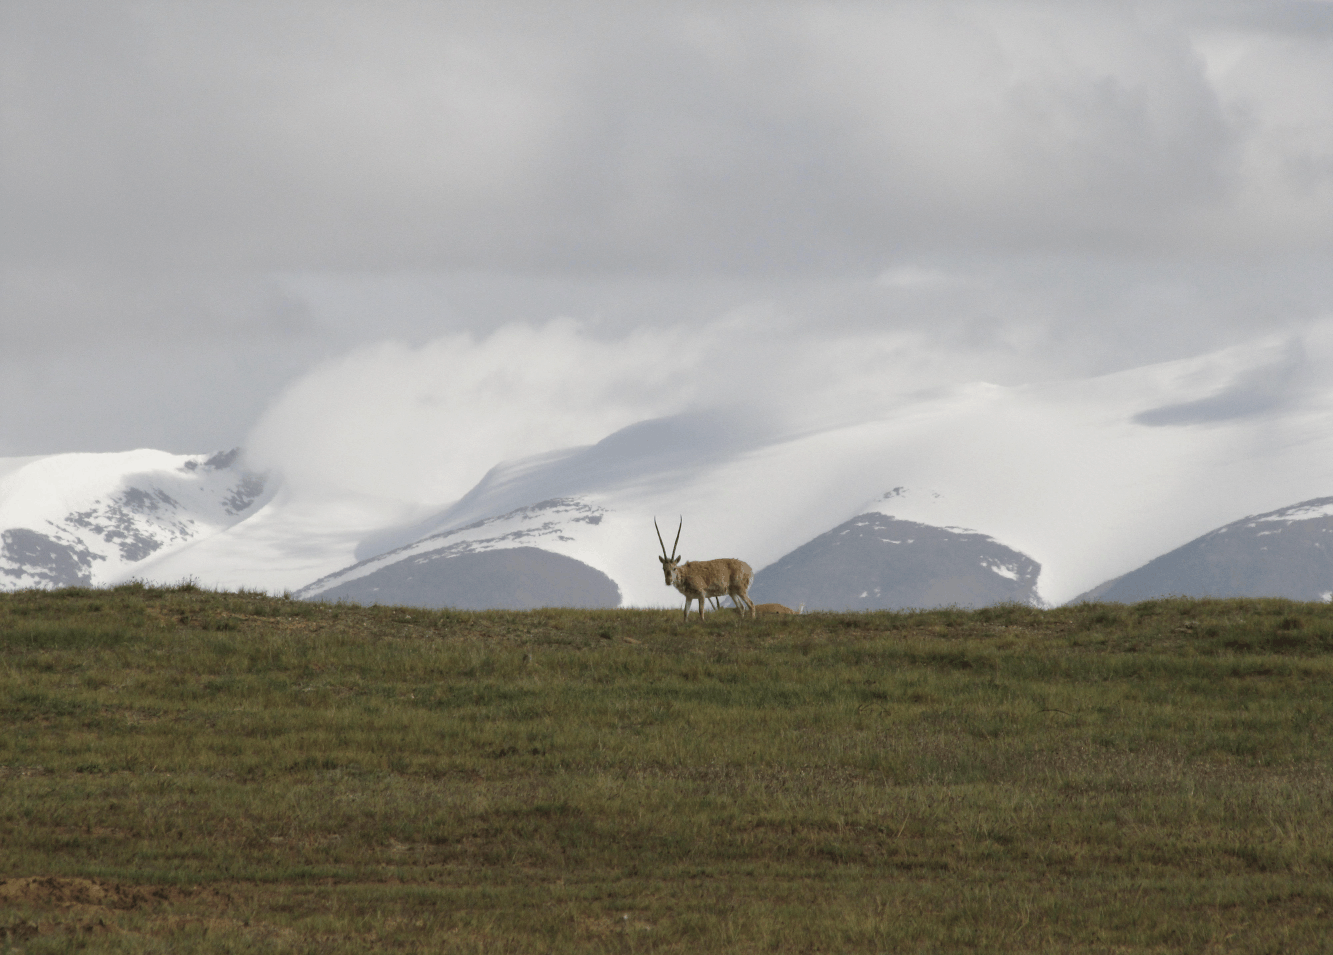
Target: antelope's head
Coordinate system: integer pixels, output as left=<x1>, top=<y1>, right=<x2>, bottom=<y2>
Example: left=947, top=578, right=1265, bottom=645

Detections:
left=655, top=517, right=683, bottom=585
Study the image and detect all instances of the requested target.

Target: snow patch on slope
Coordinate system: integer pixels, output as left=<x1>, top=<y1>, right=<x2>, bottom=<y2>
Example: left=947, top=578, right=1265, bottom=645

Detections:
left=983, top=560, right=1021, bottom=581
left=862, top=486, right=973, bottom=530
left=1249, top=499, right=1333, bottom=524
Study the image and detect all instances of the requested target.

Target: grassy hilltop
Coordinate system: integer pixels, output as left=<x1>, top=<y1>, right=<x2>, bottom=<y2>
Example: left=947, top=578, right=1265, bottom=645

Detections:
left=2, top=583, right=1333, bottom=953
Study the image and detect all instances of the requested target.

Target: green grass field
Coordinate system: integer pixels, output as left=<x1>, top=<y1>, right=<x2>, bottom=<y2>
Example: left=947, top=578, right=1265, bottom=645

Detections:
left=2, top=582, right=1332, bottom=953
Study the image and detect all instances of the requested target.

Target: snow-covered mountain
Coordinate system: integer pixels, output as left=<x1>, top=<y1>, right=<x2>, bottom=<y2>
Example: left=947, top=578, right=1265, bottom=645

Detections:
left=1075, top=497, right=1333, bottom=603
left=0, top=449, right=270, bottom=589
left=295, top=498, right=621, bottom=609
left=6, top=328, right=1333, bottom=608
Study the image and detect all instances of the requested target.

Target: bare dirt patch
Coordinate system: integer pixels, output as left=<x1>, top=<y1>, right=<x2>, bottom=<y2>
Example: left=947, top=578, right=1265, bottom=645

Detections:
left=0, top=876, right=227, bottom=912
left=1, top=876, right=151, bottom=911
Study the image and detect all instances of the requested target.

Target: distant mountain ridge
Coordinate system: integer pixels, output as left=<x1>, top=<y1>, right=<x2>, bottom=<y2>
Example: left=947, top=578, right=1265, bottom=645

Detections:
left=7, top=441, right=1333, bottom=613
left=6, top=358, right=1333, bottom=610
left=1075, top=497, right=1333, bottom=603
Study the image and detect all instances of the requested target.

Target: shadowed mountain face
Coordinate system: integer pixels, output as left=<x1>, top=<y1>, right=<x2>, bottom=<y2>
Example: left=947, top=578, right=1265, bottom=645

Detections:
left=312, top=546, right=622, bottom=610
left=751, top=513, right=1042, bottom=611
left=1076, top=497, right=1333, bottom=604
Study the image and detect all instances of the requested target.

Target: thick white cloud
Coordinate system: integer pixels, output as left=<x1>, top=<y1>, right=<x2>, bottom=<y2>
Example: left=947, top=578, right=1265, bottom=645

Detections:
left=243, top=297, right=1333, bottom=510
left=243, top=310, right=989, bottom=504
left=4, top=1, right=1333, bottom=457
left=245, top=320, right=696, bottom=503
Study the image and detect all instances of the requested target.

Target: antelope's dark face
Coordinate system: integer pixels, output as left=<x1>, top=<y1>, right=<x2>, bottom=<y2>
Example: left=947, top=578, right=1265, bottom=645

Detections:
left=658, top=554, right=681, bottom=585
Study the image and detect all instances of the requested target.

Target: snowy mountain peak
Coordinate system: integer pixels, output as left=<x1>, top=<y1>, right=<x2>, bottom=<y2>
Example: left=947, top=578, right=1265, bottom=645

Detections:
left=860, top=486, right=961, bottom=527
left=1246, top=497, right=1333, bottom=525
left=0, top=448, right=270, bottom=590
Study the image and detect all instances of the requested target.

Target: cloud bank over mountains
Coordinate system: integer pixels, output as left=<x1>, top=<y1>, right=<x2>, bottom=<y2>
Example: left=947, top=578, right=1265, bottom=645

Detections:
left=243, top=309, right=1007, bottom=506
left=3, top=318, right=1333, bottom=607
left=110, top=319, right=1333, bottom=606
left=245, top=312, right=1333, bottom=519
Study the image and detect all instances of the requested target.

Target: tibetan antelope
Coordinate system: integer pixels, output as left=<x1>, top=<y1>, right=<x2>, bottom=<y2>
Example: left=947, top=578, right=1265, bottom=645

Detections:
left=655, top=517, right=756, bottom=621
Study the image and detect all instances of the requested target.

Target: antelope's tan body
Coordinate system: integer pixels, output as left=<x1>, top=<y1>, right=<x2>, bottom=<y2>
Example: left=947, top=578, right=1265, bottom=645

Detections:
left=668, top=558, right=755, bottom=621
left=655, top=518, right=756, bottom=621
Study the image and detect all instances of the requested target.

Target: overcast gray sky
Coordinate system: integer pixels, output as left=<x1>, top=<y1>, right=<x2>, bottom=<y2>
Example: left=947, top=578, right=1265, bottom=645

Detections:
left=4, top=0, right=1333, bottom=461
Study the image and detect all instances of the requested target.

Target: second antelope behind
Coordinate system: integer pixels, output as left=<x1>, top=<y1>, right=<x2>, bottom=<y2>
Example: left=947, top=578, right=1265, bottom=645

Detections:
left=655, top=517, right=756, bottom=621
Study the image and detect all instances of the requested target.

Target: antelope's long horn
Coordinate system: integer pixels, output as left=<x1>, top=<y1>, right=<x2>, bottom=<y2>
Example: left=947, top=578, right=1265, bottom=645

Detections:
left=654, top=518, right=668, bottom=559
left=672, top=517, right=682, bottom=561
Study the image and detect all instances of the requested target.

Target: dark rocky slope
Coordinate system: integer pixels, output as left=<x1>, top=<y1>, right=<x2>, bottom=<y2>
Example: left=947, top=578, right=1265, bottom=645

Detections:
left=1075, top=497, right=1333, bottom=603
left=752, top=513, right=1042, bottom=611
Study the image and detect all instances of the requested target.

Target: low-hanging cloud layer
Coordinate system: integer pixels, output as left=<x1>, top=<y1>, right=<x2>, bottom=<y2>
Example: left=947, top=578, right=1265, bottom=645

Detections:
left=244, top=308, right=1333, bottom=512
left=4, top=1, right=1333, bottom=470
left=244, top=309, right=975, bottom=505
